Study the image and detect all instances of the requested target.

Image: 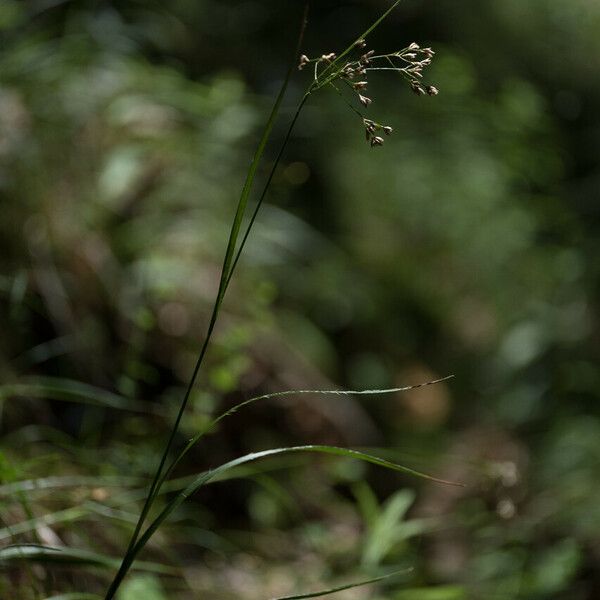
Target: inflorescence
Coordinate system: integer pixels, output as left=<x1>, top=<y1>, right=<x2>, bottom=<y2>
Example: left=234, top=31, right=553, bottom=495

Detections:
left=299, top=40, right=437, bottom=148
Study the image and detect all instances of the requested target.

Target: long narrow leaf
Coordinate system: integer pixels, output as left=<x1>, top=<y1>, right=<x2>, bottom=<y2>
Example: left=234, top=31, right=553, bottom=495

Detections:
left=43, top=595, right=102, bottom=600
left=0, top=506, right=86, bottom=541
left=0, top=378, right=159, bottom=414
left=118, top=445, right=461, bottom=581
left=0, top=475, right=140, bottom=497
left=161, top=376, right=454, bottom=486
left=0, top=544, right=176, bottom=575
left=272, top=569, right=410, bottom=599
left=106, top=8, right=310, bottom=598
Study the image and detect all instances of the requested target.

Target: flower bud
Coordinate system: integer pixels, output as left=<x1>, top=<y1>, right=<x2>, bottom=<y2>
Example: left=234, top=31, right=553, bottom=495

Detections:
left=298, top=54, right=309, bottom=70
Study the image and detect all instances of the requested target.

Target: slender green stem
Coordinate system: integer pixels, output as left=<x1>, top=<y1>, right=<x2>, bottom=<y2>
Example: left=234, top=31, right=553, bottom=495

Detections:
left=312, top=0, right=403, bottom=90
left=103, top=6, right=309, bottom=599
left=224, top=92, right=310, bottom=289
left=104, top=1, right=411, bottom=595
left=330, top=81, right=366, bottom=120
left=136, top=93, right=311, bottom=524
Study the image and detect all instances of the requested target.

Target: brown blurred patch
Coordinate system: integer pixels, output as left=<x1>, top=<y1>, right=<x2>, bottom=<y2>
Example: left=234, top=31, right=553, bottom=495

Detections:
left=416, top=426, right=529, bottom=579
left=451, top=296, right=498, bottom=349
left=395, top=364, right=451, bottom=428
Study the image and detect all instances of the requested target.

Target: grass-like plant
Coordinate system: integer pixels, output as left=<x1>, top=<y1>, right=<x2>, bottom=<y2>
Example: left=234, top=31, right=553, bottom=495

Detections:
left=96, top=2, right=452, bottom=598
left=0, top=2, right=450, bottom=597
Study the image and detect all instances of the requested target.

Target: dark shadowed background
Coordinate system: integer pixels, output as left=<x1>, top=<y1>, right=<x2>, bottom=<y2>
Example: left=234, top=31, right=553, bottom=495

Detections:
left=1, top=1, right=600, bottom=598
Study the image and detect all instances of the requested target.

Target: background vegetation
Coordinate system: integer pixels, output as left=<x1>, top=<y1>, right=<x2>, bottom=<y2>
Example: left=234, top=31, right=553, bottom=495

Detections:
left=1, top=0, right=600, bottom=598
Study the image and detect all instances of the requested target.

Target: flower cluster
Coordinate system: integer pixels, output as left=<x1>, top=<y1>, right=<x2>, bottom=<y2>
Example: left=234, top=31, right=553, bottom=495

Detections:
left=299, top=40, right=438, bottom=148
left=363, top=118, right=393, bottom=147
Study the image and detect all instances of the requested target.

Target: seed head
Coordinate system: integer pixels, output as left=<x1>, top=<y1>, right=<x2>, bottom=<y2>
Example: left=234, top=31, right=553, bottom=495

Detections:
left=411, top=81, right=426, bottom=95
left=298, top=54, right=309, bottom=70
left=309, top=40, right=438, bottom=151
left=363, top=118, right=376, bottom=142
left=360, top=50, right=375, bottom=64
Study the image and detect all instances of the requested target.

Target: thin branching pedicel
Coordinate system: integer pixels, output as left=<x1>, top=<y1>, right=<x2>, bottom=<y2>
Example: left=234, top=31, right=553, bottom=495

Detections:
left=299, top=40, right=438, bottom=147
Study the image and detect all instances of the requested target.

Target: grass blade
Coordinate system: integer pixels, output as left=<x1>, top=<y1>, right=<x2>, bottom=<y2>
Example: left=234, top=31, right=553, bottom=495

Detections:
left=43, top=595, right=102, bottom=600
left=0, top=475, right=140, bottom=497
left=160, top=376, right=454, bottom=487
left=0, top=544, right=176, bottom=575
left=0, top=507, right=86, bottom=541
left=0, top=378, right=159, bottom=414
left=272, top=569, right=410, bottom=599
left=116, top=445, right=461, bottom=581
left=105, top=7, right=310, bottom=598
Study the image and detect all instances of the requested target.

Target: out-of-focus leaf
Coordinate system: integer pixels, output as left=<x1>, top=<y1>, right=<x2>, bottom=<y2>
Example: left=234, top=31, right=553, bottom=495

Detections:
left=362, top=489, right=430, bottom=567
left=394, top=586, right=467, bottom=600
left=0, top=378, right=162, bottom=414
left=273, top=569, right=409, bottom=599
left=0, top=544, right=176, bottom=575
left=118, top=574, right=167, bottom=600
left=43, top=594, right=102, bottom=600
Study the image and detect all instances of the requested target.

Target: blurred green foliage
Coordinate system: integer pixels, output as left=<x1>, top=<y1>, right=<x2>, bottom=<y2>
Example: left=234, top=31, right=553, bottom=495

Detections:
left=1, top=0, right=600, bottom=598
